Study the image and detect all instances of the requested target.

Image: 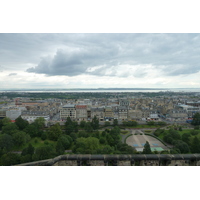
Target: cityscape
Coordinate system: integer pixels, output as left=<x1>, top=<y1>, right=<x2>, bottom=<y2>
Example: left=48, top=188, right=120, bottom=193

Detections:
left=1, top=90, right=200, bottom=166
left=1, top=33, right=200, bottom=166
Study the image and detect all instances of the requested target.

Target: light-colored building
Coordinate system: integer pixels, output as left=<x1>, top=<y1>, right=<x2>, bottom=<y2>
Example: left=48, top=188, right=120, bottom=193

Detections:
left=60, top=104, right=76, bottom=120
left=118, top=106, right=128, bottom=120
left=6, top=110, right=21, bottom=120
left=75, top=105, right=87, bottom=121
left=21, top=111, right=50, bottom=123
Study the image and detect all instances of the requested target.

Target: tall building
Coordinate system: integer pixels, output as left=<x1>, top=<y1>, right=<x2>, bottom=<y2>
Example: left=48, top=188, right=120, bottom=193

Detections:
left=75, top=105, right=87, bottom=121
left=60, top=104, right=76, bottom=120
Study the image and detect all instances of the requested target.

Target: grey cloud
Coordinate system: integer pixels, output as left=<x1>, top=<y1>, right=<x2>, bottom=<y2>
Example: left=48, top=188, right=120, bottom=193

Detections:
left=1, top=33, right=200, bottom=77
left=8, top=73, right=17, bottom=76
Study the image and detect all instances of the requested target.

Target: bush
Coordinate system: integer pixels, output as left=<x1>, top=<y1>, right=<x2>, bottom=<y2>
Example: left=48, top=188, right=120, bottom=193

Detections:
left=44, top=140, right=49, bottom=145
left=41, top=132, right=47, bottom=140
left=34, top=139, right=38, bottom=144
left=191, top=130, right=198, bottom=136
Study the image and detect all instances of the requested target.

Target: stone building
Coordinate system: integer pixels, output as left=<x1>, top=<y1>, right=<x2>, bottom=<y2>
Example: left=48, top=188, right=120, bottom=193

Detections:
left=75, top=105, right=87, bottom=121
left=60, top=104, right=76, bottom=120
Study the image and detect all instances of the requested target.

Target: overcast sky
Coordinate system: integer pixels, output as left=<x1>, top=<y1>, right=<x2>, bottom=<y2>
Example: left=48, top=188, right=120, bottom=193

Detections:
left=1, top=33, right=200, bottom=89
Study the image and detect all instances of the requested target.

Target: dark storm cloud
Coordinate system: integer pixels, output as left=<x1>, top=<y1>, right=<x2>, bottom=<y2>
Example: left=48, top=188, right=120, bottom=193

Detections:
left=1, top=33, right=200, bottom=77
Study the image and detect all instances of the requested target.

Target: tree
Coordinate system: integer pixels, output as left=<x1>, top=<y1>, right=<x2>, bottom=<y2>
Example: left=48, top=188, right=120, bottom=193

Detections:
left=12, top=131, right=28, bottom=147
left=73, top=137, right=100, bottom=154
left=91, top=116, right=99, bottom=130
left=1, top=117, right=11, bottom=126
left=65, top=117, right=78, bottom=134
left=142, top=141, right=152, bottom=154
left=157, top=121, right=167, bottom=126
left=113, top=119, right=118, bottom=126
left=21, top=144, right=35, bottom=156
left=2, top=123, right=19, bottom=135
left=24, top=124, right=39, bottom=138
left=32, top=117, right=45, bottom=129
left=57, top=135, right=72, bottom=149
left=0, top=134, right=13, bottom=152
left=56, top=140, right=65, bottom=155
left=104, top=121, right=110, bottom=126
left=47, top=123, right=62, bottom=141
left=78, top=130, right=89, bottom=138
left=33, top=145, right=56, bottom=161
left=191, top=136, right=200, bottom=153
left=191, top=112, right=200, bottom=126
left=182, top=133, right=191, bottom=145
left=80, top=120, right=86, bottom=128
left=0, top=153, right=21, bottom=166
left=84, top=122, right=93, bottom=132
left=173, top=140, right=190, bottom=153
left=147, top=121, right=155, bottom=126
left=15, top=116, right=29, bottom=130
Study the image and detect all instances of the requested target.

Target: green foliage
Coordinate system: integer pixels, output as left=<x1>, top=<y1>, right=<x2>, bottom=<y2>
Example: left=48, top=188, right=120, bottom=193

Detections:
left=192, top=112, right=200, bottom=126
left=84, top=122, right=93, bottom=132
left=24, top=124, right=39, bottom=138
left=0, top=134, right=13, bottom=152
left=116, top=142, right=135, bottom=154
left=57, top=135, right=72, bottom=149
left=147, top=121, right=155, bottom=126
left=78, top=130, right=89, bottom=138
left=113, top=119, right=118, bottom=126
left=97, top=145, right=114, bottom=154
left=41, top=132, right=47, bottom=140
left=32, top=117, right=45, bottom=129
left=73, top=137, right=100, bottom=154
left=91, top=116, right=99, bottom=130
left=33, top=145, right=56, bottom=161
left=12, top=131, right=28, bottom=147
left=156, top=121, right=167, bottom=126
left=191, top=136, right=200, bottom=153
left=47, top=123, right=62, bottom=141
left=56, top=140, right=65, bottom=155
left=102, top=131, right=106, bottom=137
left=163, top=129, right=181, bottom=144
left=173, top=140, right=190, bottom=153
left=1, top=117, right=11, bottom=126
left=99, top=137, right=106, bottom=144
left=65, top=117, right=78, bottom=134
left=142, top=141, right=152, bottom=154
left=122, top=121, right=138, bottom=127
left=104, top=121, right=110, bottom=126
left=15, top=116, right=29, bottom=130
left=154, top=128, right=165, bottom=137
left=21, top=144, right=35, bottom=156
left=190, top=130, right=198, bottom=136
left=179, top=127, right=182, bottom=131
left=80, top=120, right=86, bottom=128
left=182, top=132, right=191, bottom=145
left=0, top=153, right=21, bottom=166
left=20, top=154, right=32, bottom=164
left=2, top=123, right=19, bottom=135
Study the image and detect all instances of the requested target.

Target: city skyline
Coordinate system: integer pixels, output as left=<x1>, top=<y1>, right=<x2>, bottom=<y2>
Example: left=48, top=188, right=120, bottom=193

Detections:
left=1, top=33, right=200, bottom=89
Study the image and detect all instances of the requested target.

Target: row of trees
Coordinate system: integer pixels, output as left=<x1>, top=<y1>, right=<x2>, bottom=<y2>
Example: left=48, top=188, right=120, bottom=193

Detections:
left=154, top=127, right=200, bottom=154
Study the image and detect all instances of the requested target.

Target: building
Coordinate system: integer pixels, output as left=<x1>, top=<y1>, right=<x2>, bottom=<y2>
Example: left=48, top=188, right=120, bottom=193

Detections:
left=118, top=106, right=128, bottom=120
left=60, top=104, right=76, bottom=120
left=21, top=111, right=50, bottom=123
left=104, top=107, right=114, bottom=121
left=75, top=105, right=87, bottom=121
left=6, top=110, right=21, bottom=120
